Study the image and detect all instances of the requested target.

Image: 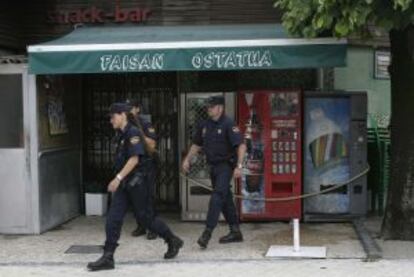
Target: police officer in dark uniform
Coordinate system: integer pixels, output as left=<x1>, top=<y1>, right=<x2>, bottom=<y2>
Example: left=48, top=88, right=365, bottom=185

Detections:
left=128, top=100, right=158, bottom=240
left=182, top=96, right=247, bottom=249
left=87, top=103, right=183, bottom=271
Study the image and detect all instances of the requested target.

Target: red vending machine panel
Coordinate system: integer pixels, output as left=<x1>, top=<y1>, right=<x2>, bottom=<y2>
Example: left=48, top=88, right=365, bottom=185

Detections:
left=238, top=90, right=302, bottom=220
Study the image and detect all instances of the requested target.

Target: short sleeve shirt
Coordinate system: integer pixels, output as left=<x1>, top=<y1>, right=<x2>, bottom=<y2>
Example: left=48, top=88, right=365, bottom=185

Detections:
left=138, top=115, right=157, bottom=141
left=114, top=123, right=145, bottom=172
left=192, top=115, right=243, bottom=165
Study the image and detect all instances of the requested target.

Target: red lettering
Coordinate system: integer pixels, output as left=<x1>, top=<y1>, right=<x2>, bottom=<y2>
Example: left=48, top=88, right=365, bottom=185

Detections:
left=91, top=6, right=104, bottom=23
left=115, top=6, right=128, bottom=22
left=47, top=5, right=151, bottom=24
left=142, top=9, right=151, bottom=21
left=129, top=9, right=141, bottom=22
left=68, top=10, right=81, bottom=23
left=81, top=8, right=91, bottom=23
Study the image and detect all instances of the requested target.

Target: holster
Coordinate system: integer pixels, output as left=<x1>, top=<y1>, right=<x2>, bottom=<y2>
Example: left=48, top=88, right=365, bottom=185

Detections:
left=122, top=170, right=147, bottom=191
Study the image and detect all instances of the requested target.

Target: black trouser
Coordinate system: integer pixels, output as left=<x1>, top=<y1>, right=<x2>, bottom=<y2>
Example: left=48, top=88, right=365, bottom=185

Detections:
left=205, top=162, right=239, bottom=231
left=104, top=169, right=173, bottom=252
left=135, top=160, right=157, bottom=227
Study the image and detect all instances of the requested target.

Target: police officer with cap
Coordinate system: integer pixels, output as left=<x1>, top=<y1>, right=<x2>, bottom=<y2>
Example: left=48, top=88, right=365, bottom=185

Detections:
left=128, top=99, right=158, bottom=240
left=87, top=102, right=183, bottom=271
left=182, top=95, right=247, bottom=249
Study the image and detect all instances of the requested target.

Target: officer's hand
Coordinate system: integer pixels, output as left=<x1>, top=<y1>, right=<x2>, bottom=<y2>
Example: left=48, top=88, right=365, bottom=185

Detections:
left=108, top=179, right=120, bottom=192
left=233, top=168, right=242, bottom=179
left=182, top=159, right=191, bottom=173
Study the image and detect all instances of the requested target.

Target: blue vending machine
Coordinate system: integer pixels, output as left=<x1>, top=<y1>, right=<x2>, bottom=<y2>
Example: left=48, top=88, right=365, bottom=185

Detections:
left=303, top=91, right=368, bottom=222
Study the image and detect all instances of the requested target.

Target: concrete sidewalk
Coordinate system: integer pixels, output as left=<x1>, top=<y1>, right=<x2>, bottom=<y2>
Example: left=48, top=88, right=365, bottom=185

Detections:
left=1, top=214, right=414, bottom=276
left=1, top=259, right=414, bottom=277
left=0, top=214, right=366, bottom=264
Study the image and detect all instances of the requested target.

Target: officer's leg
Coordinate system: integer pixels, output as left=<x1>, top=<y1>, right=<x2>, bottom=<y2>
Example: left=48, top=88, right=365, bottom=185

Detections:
left=197, top=167, right=218, bottom=248
left=205, top=164, right=233, bottom=231
left=128, top=171, right=183, bottom=259
left=197, top=164, right=233, bottom=249
left=87, top=188, right=128, bottom=271
left=104, top=188, right=129, bottom=252
left=219, top=176, right=243, bottom=244
left=128, top=170, right=162, bottom=234
left=132, top=162, right=158, bottom=238
left=146, top=162, right=158, bottom=240
left=132, top=204, right=146, bottom=237
left=222, top=186, right=239, bottom=226
left=131, top=221, right=146, bottom=237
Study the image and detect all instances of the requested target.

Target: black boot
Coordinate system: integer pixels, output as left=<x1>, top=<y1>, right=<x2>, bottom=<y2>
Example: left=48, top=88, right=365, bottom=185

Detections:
left=164, top=235, right=184, bottom=259
left=147, top=230, right=158, bottom=240
left=87, top=251, right=115, bottom=271
left=197, top=229, right=212, bottom=249
left=131, top=224, right=146, bottom=237
left=219, top=226, right=243, bottom=244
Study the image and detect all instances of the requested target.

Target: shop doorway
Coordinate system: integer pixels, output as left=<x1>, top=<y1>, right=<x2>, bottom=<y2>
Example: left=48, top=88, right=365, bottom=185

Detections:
left=81, top=72, right=180, bottom=210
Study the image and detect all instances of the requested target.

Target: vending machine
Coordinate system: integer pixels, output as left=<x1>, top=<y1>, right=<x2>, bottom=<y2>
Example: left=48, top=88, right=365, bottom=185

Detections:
left=303, top=91, right=368, bottom=221
left=238, top=90, right=302, bottom=220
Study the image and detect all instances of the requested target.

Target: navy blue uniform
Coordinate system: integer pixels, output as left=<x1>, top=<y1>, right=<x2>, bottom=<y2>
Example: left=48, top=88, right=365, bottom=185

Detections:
left=193, top=114, right=243, bottom=230
left=105, top=123, right=173, bottom=252
left=134, top=115, right=158, bottom=228
left=138, top=115, right=157, bottom=141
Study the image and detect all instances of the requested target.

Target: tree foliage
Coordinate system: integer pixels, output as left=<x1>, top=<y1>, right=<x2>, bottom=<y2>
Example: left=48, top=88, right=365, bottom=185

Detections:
left=275, top=0, right=414, bottom=38
left=275, top=0, right=414, bottom=240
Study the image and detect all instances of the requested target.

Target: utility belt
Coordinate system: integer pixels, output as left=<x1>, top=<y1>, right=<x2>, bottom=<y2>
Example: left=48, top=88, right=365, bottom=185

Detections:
left=117, top=158, right=155, bottom=190
left=114, top=156, right=153, bottom=174
left=121, top=170, right=148, bottom=191
left=209, top=157, right=237, bottom=169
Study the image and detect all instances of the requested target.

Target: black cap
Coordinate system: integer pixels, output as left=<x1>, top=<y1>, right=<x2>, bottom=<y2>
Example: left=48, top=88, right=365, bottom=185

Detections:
left=109, top=102, right=131, bottom=114
left=125, top=98, right=140, bottom=107
left=206, top=96, right=225, bottom=106
left=125, top=99, right=144, bottom=113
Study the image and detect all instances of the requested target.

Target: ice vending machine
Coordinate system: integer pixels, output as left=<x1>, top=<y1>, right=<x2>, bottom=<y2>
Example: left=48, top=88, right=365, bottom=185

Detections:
left=303, top=91, right=368, bottom=222
left=238, top=90, right=302, bottom=220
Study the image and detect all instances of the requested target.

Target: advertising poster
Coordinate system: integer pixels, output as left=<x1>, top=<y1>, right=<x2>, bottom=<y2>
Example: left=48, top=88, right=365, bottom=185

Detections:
left=45, top=77, right=69, bottom=136
left=239, top=92, right=265, bottom=214
left=304, top=97, right=351, bottom=214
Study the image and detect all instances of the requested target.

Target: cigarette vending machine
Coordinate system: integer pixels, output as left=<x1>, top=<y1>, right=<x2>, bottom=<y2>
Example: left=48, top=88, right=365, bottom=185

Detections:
left=238, top=90, right=302, bottom=220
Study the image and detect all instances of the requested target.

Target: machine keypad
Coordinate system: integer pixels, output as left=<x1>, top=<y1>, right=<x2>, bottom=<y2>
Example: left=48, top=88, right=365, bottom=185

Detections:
left=271, top=128, right=299, bottom=176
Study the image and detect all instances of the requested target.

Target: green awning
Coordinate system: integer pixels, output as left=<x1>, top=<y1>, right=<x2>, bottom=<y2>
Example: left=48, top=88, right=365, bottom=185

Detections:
left=28, top=24, right=347, bottom=74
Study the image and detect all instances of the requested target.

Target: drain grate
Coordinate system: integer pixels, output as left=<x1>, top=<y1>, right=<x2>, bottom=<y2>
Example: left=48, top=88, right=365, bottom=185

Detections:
left=65, top=245, right=103, bottom=254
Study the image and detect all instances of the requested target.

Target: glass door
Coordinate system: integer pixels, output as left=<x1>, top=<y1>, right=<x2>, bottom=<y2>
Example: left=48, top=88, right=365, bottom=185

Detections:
left=180, top=92, right=235, bottom=221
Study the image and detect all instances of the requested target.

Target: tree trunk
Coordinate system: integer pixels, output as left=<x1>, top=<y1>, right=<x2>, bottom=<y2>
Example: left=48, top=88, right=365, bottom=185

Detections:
left=382, top=26, right=414, bottom=240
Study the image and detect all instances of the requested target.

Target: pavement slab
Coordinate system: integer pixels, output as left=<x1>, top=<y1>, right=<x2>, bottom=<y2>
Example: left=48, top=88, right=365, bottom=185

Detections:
left=0, top=214, right=366, bottom=265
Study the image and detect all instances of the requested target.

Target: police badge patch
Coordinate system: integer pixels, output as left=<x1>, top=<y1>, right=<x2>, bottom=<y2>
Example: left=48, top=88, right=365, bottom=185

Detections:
left=148, top=127, right=155, bottom=133
left=232, top=126, right=240, bottom=133
left=130, top=136, right=140, bottom=144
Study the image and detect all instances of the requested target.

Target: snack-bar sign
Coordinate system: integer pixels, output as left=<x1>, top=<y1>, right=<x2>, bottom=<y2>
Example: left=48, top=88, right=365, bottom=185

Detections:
left=47, top=5, right=152, bottom=24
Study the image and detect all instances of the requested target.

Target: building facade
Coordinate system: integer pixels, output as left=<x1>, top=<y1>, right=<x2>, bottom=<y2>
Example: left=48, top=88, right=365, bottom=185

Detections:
left=0, top=0, right=387, bottom=233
